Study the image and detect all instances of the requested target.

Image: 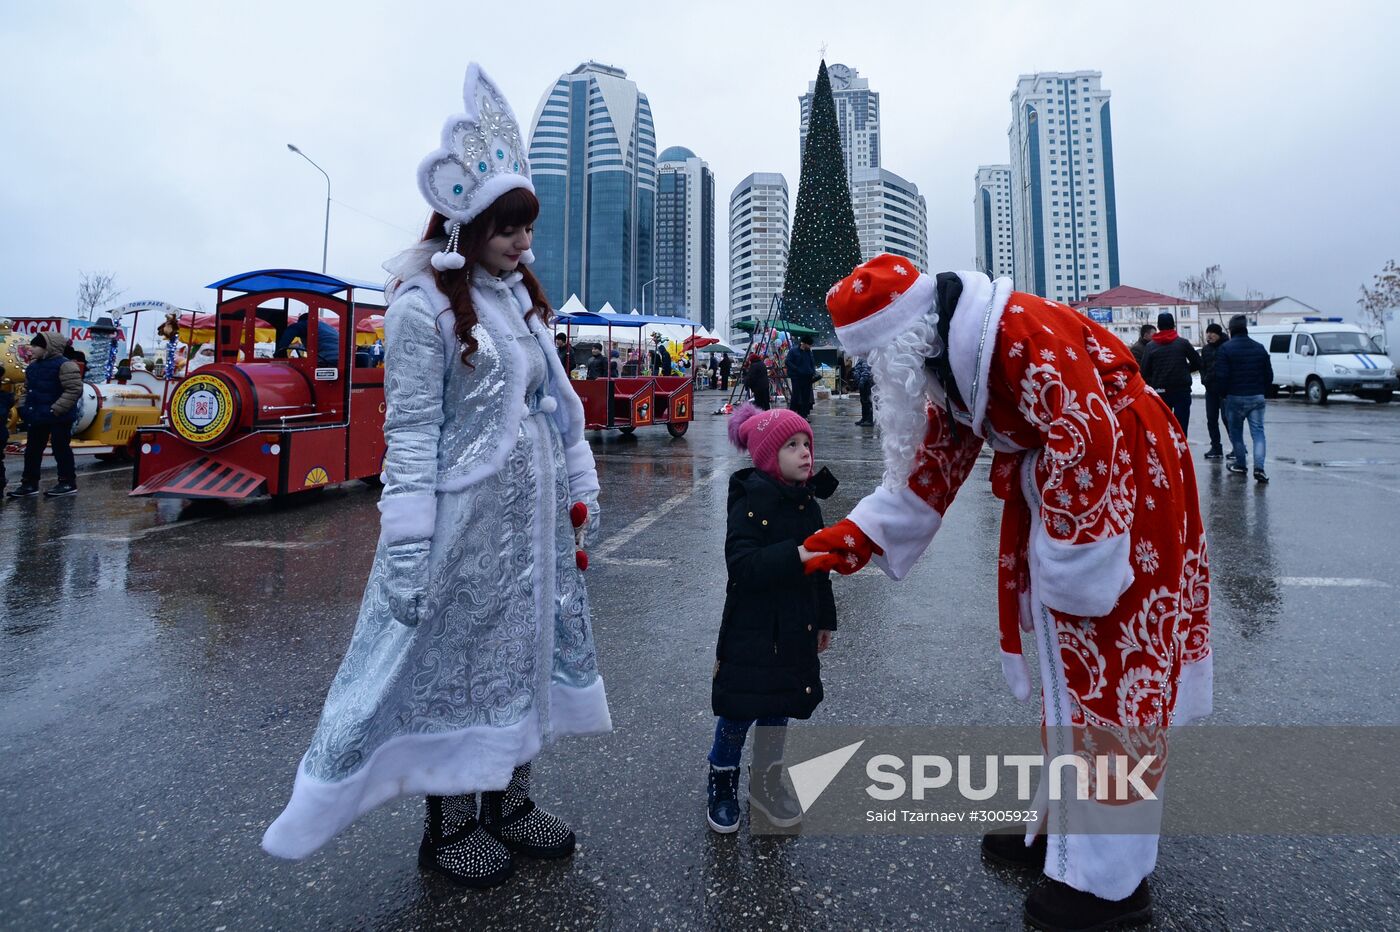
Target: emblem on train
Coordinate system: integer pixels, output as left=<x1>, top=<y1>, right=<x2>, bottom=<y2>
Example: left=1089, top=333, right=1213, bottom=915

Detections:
left=171, top=374, right=236, bottom=444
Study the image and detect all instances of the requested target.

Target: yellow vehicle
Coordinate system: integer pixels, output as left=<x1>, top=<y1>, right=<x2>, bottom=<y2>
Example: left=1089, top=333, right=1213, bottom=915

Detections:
left=1, top=317, right=164, bottom=460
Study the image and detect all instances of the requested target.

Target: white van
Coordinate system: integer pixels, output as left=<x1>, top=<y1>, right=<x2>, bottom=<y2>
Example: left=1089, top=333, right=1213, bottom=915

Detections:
left=1252, top=318, right=1397, bottom=404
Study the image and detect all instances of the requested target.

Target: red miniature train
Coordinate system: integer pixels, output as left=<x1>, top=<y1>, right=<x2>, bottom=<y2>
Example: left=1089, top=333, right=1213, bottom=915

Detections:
left=131, top=269, right=387, bottom=499
left=555, top=310, right=696, bottom=438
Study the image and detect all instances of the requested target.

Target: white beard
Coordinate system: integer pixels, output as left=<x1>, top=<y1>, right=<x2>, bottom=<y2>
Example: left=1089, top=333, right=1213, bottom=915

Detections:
left=866, top=310, right=945, bottom=491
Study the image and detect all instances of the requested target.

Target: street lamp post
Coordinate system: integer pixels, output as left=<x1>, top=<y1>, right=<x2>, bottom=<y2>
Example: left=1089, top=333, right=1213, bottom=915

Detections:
left=641, top=276, right=660, bottom=316
left=287, top=144, right=330, bottom=274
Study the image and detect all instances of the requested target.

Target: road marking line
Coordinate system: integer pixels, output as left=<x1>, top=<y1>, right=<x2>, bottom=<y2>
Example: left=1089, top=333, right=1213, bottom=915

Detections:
left=1277, top=577, right=1391, bottom=588
left=224, top=540, right=317, bottom=550
left=56, top=515, right=217, bottom=544
left=596, top=557, right=672, bottom=567
left=594, top=466, right=723, bottom=559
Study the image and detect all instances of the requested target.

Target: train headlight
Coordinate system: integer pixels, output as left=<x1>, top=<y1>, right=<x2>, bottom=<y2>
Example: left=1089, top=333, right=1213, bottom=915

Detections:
left=169, top=373, right=240, bottom=445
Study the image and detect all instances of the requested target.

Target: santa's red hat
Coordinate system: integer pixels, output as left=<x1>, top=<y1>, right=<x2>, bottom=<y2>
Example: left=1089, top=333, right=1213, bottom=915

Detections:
left=825, top=254, right=935, bottom=356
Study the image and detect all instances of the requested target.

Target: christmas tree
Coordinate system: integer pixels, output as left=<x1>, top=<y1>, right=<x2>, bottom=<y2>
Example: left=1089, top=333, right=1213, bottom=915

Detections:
left=781, top=59, right=863, bottom=346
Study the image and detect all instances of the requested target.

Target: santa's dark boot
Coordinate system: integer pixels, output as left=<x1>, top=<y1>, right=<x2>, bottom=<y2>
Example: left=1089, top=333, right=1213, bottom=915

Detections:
left=1023, top=877, right=1152, bottom=931
left=417, top=794, right=513, bottom=888
left=748, top=726, right=802, bottom=828
left=480, top=763, right=576, bottom=858
left=980, top=827, right=1047, bottom=869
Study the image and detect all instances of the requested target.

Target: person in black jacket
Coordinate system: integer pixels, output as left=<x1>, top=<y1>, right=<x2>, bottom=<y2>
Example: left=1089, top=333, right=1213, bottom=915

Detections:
left=1139, top=311, right=1201, bottom=433
left=718, top=352, right=732, bottom=391
left=584, top=344, right=607, bottom=380
left=1214, top=314, right=1274, bottom=482
left=708, top=402, right=838, bottom=834
left=1199, top=322, right=1227, bottom=458
left=743, top=353, right=771, bottom=409
left=784, top=335, right=817, bottom=417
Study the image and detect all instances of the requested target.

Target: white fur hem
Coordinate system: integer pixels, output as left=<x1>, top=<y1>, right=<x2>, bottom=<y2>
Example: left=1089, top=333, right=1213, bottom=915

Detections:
left=261, top=677, right=611, bottom=860
left=1000, top=650, right=1032, bottom=702
left=377, top=493, right=437, bottom=545
left=835, top=273, right=936, bottom=357
left=946, top=271, right=1011, bottom=438
left=1031, top=528, right=1134, bottom=619
left=1173, top=652, right=1213, bottom=725
left=848, top=483, right=943, bottom=581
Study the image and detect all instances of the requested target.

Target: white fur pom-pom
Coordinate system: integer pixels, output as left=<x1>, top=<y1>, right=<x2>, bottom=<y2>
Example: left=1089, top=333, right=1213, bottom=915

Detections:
left=539, top=395, right=558, bottom=413
left=431, top=250, right=466, bottom=272
left=520, top=248, right=536, bottom=265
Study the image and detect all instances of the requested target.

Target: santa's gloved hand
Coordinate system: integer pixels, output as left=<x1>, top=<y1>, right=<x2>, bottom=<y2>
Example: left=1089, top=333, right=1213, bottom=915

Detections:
left=802, top=519, right=881, bottom=576
left=383, top=540, right=431, bottom=628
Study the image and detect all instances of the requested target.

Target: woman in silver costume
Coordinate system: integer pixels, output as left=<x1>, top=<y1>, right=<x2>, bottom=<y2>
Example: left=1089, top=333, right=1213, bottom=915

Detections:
left=263, top=64, right=611, bottom=888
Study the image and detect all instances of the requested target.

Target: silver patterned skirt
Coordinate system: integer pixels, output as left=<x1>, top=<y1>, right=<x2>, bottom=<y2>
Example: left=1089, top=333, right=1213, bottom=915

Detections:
left=262, top=409, right=610, bottom=860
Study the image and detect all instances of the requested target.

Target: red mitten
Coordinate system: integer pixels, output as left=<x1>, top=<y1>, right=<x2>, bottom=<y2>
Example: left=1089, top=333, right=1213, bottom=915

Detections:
left=570, top=501, right=590, bottom=571
left=803, top=518, right=881, bottom=576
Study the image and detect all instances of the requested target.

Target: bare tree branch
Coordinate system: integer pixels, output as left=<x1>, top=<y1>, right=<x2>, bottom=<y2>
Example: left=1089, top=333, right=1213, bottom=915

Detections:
left=1357, top=259, right=1399, bottom=332
left=76, top=270, right=125, bottom=320
left=1178, top=265, right=1227, bottom=328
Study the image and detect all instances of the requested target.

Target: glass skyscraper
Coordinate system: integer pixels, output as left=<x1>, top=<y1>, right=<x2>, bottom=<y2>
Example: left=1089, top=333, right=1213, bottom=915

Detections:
left=528, top=62, right=657, bottom=312
left=654, top=146, right=715, bottom=329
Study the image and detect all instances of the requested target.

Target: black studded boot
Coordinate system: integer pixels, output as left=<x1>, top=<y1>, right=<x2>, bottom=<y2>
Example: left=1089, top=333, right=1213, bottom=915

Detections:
left=480, top=763, right=576, bottom=858
left=418, top=794, right=513, bottom=888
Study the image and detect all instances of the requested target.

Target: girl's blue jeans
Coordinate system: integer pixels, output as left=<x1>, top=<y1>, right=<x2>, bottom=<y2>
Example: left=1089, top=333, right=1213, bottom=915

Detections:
left=708, top=716, right=788, bottom=768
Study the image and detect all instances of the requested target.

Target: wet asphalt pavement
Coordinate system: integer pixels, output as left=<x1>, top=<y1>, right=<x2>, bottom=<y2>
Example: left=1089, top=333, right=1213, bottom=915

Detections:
left=2, top=391, right=1398, bottom=931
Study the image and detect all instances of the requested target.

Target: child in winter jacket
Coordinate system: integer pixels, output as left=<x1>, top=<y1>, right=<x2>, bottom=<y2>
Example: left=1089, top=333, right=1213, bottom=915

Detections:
left=706, top=402, right=839, bottom=834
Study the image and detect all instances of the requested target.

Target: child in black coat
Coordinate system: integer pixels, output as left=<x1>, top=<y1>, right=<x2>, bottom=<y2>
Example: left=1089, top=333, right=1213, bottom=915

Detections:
left=707, top=402, right=839, bottom=833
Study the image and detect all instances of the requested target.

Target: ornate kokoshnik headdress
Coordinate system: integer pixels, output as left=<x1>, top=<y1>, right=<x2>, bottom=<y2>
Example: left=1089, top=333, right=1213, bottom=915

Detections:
left=417, top=63, right=533, bottom=272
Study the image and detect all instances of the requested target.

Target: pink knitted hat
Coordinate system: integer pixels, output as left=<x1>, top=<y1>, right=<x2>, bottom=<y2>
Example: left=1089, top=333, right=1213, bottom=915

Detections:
left=728, top=402, right=814, bottom=481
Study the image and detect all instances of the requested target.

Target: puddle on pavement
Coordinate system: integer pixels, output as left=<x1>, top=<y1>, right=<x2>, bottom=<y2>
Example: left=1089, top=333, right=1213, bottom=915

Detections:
left=1275, top=457, right=1400, bottom=467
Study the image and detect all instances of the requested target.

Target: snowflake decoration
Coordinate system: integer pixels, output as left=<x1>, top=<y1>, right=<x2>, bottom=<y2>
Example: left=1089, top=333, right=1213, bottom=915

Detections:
left=893, top=264, right=909, bottom=276
left=1052, top=515, right=1071, bottom=536
left=1056, top=490, right=1073, bottom=507
left=999, top=553, right=1017, bottom=571
left=1008, top=304, right=1025, bottom=314
left=845, top=553, right=858, bottom=567
left=1118, top=449, right=1132, bottom=465
left=826, top=283, right=841, bottom=299
left=1074, top=466, right=1093, bottom=489
left=1065, top=347, right=1078, bottom=361
left=1079, top=494, right=1089, bottom=506
left=1134, top=540, right=1160, bottom=574
left=1145, top=495, right=1156, bottom=511
left=1008, top=341, right=1025, bottom=358
left=853, top=279, right=865, bottom=294
left=1095, top=459, right=1109, bottom=475
left=1040, top=348, right=1057, bottom=362
left=890, top=290, right=903, bottom=301
left=842, top=535, right=856, bottom=548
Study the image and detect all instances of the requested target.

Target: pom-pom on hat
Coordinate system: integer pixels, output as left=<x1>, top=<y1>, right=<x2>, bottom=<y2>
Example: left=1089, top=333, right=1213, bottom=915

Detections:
left=825, top=253, right=936, bottom=356
left=728, top=402, right=813, bottom=481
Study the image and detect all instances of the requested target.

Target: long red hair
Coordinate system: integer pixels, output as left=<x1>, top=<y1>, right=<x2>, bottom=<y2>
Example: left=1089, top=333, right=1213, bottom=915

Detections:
left=422, top=188, right=552, bottom=366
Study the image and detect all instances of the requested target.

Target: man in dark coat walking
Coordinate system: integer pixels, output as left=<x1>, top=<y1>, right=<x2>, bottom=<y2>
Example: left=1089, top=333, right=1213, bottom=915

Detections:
left=1140, top=311, right=1201, bottom=433
left=1130, top=324, right=1155, bottom=367
left=1199, top=322, right=1228, bottom=458
left=718, top=352, right=732, bottom=391
left=10, top=331, right=82, bottom=498
left=1214, top=315, right=1274, bottom=483
left=784, top=335, right=817, bottom=418
left=744, top=353, right=770, bottom=410
left=853, top=358, right=874, bottom=426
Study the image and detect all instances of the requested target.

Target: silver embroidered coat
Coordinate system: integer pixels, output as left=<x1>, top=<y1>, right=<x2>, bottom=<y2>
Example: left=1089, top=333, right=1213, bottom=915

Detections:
left=263, top=265, right=611, bottom=860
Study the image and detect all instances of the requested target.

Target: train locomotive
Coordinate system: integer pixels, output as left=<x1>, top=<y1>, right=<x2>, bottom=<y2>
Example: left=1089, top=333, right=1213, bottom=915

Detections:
left=131, top=269, right=387, bottom=500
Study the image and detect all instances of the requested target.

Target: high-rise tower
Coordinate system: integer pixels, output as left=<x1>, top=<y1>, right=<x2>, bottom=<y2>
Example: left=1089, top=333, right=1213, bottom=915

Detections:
left=654, top=146, right=715, bottom=329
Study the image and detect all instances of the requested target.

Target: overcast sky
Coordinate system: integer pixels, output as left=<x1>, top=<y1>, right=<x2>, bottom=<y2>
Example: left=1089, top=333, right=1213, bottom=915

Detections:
left=2, top=0, right=1394, bottom=341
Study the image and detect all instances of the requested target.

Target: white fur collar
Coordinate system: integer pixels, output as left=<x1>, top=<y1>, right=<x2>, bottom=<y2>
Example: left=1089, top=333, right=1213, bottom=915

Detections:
left=946, top=271, right=1013, bottom=438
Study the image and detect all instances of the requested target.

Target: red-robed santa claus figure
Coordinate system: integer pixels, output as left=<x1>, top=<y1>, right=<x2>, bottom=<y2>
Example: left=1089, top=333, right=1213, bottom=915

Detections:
left=804, top=256, right=1212, bottom=930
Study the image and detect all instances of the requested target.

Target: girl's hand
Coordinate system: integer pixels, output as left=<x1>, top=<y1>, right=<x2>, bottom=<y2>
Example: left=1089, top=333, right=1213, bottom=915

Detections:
left=817, top=630, right=833, bottom=653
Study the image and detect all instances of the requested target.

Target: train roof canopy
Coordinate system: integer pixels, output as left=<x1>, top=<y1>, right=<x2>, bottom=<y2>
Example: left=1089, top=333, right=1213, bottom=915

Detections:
left=207, top=269, right=384, bottom=295
left=555, top=311, right=699, bottom=328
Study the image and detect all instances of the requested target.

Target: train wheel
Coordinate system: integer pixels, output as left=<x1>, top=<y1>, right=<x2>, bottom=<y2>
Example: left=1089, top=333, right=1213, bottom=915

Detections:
left=618, top=426, right=636, bottom=436
left=666, top=421, right=689, bottom=439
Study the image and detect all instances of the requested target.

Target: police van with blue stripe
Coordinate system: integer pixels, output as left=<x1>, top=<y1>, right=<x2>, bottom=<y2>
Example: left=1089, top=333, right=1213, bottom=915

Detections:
left=1252, top=318, right=1397, bottom=404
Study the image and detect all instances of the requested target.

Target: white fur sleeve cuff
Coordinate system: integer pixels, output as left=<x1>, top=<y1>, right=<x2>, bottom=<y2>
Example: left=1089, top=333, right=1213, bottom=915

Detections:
left=848, top=484, right=943, bottom=581
left=378, top=493, right=437, bottom=545
left=1030, top=528, right=1134, bottom=618
left=564, top=439, right=600, bottom=498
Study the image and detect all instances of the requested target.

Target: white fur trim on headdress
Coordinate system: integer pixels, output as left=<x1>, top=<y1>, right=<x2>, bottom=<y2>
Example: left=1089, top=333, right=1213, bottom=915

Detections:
left=834, top=273, right=936, bottom=357
left=946, top=271, right=1011, bottom=438
left=417, top=63, right=534, bottom=229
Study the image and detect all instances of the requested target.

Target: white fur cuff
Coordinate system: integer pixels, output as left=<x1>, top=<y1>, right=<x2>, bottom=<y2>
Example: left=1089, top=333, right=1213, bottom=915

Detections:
left=378, top=493, right=437, bottom=545
left=1031, top=528, right=1134, bottom=618
left=1001, top=650, right=1032, bottom=702
left=565, top=439, right=600, bottom=497
left=848, top=483, right=943, bottom=581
